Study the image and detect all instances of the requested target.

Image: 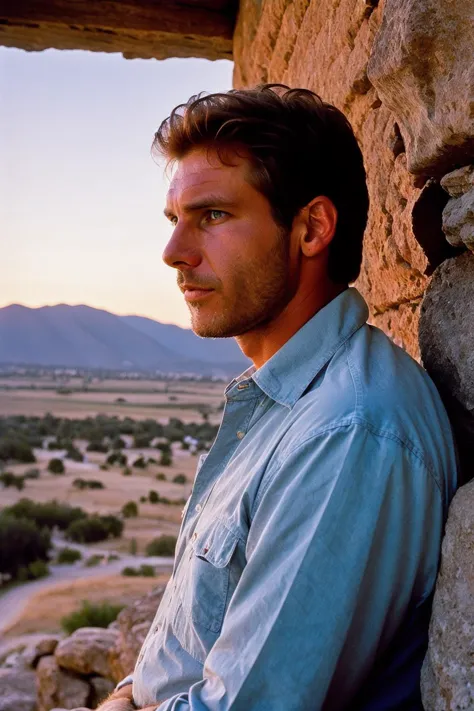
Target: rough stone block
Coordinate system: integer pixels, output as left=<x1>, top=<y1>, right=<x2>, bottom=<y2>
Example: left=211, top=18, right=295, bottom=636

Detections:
left=421, top=480, right=474, bottom=709
left=55, top=627, right=119, bottom=679
left=368, top=0, right=474, bottom=176
left=36, top=655, right=90, bottom=711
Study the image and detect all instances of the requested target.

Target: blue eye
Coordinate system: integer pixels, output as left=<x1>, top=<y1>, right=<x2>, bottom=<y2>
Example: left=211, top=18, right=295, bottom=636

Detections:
left=208, top=210, right=226, bottom=221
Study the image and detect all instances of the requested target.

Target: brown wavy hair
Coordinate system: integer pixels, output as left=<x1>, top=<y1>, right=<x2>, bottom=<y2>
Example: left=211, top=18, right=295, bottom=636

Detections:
left=152, top=84, right=369, bottom=285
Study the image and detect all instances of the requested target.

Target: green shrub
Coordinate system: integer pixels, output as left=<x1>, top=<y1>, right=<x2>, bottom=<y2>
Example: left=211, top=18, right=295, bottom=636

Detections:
left=133, top=456, right=147, bottom=469
left=73, top=478, right=105, bottom=490
left=159, top=452, right=172, bottom=467
left=148, top=490, right=159, bottom=504
left=155, top=472, right=166, bottom=481
left=0, top=471, right=25, bottom=490
left=122, top=466, right=132, bottom=476
left=48, top=458, right=65, bottom=475
left=56, top=547, right=82, bottom=564
left=107, top=553, right=120, bottom=562
left=106, top=451, right=127, bottom=467
left=0, top=515, right=51, bottom=579
left=85, top=554, right=104, bottom=567
left=139, top=564, right=155, bottom=577
left=173, top=473, right=187, bottom=485
left=66, top=515, right=122, bottom=543
left=147, top=457, right=158, bottom=465
left=66, top=446, right=84, bottom=462
left=139, top=495, right=147, bottom=503
left=111, top=436, right=126, bottom=450
left=99, top=464, right=109, bottom=471
left=129, top=538, right=137, bottom=556
left=23, top=468, right=40, bottom=480
left=86, top=440, right=108, bottom=453
left=61, top=600, right=124, bottom=634
left=133, top=434, right=151, bottom=448
left=27, top=559, right=49, bottom=579
left=0, top=435, right=36, bottom=464
left=145, top=535, right=177, bottom=557
left=3, top=498, right=86, bottom=530
left=72, top=477, right=87, bottom=490
left=121, top=566, right=138, bottom=576
left=122, top=501, right=138, bottom=518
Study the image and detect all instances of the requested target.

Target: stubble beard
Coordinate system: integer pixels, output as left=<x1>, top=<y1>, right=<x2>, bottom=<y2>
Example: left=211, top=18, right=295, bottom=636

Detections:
left=189, top=232, right=293, bottom=339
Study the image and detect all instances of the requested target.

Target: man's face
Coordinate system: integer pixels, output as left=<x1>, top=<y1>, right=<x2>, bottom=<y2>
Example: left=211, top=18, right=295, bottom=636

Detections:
left=163, top=147, right=295, bottom=338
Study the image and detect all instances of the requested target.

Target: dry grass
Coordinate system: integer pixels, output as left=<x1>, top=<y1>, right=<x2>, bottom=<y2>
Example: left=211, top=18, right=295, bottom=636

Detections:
left=3, top=572, right=170, bottom=638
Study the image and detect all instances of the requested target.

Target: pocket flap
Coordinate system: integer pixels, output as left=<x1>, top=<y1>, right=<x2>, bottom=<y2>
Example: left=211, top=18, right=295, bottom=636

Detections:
left=192, top=520, right=239, bottom=568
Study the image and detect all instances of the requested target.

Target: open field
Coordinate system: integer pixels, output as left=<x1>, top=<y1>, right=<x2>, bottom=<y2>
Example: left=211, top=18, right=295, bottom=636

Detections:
left=0, top=375, right=224, bottom=639
left=0, top=376, right=225, bottom=423
left=3, top=572, right=169, bottom=638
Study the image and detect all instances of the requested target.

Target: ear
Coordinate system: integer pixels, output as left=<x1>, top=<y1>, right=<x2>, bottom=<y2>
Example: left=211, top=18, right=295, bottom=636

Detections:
left=299, top=196, right=338, bottom=257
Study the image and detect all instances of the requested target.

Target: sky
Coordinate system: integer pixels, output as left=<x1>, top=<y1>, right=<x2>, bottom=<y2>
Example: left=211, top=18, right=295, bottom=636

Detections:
left=0, top=48, right=233, bottom=327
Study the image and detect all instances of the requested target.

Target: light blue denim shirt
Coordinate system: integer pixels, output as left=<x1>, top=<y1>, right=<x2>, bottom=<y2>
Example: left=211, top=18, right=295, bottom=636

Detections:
left=125, top=288, right=457, bottom=711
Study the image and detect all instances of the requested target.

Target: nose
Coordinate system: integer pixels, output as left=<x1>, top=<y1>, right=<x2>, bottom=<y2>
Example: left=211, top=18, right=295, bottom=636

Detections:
left=162, top=223, right=202, bottom=270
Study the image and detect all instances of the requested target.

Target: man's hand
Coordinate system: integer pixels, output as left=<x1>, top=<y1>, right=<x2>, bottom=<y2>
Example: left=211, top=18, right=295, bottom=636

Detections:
left=96, top=683, right=136, bottom=711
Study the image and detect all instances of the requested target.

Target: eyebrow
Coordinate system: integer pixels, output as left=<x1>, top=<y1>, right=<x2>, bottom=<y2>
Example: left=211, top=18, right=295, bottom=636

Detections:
left=163, top=195, right=238, bottom=219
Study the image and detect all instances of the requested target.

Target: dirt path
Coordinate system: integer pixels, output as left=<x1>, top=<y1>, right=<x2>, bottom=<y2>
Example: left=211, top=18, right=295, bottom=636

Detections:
left=0, top=552, right=173, bottom=639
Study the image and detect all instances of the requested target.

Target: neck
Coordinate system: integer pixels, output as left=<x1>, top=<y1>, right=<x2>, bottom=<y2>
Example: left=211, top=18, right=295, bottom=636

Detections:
left=236, top=282, right=347, bottom=369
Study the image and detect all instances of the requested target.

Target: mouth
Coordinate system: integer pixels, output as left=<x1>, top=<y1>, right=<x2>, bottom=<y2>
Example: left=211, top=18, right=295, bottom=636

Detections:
left=182, top=286, right=214, bottom=302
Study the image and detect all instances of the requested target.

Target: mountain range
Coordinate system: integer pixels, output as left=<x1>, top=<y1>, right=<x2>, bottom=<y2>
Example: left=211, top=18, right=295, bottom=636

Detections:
left=0, top=304, right=250, bottom=376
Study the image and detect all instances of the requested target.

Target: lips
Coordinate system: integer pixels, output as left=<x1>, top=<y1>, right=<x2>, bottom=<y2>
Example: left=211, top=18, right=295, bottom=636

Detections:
left=181, top=285, right=214, bottom=302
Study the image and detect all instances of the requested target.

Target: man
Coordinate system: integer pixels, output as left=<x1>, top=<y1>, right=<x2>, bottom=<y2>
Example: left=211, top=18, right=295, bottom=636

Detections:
left=102, top=85, right=457, bottom=710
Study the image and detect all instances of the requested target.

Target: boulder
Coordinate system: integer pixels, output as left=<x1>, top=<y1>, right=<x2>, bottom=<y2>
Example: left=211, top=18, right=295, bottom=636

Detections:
left=55, top=627, right=119, bottom=679
left=108, top=585, right=165, bottom=682
left=36, top=655, right=90, bottom=711
left=24, top=636, right=61, bottom=669
left=421, top=480, right=474, bottom=709
left=419, top=251, right=474, bottom=485
left=441, top=166, right=474, bottom=252
left=368, top=0, right=474, bottom=176
left=0, top=668, right=37, bottom=711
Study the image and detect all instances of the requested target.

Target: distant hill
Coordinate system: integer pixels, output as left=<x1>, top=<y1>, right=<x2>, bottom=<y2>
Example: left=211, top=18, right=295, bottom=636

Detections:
left=0, top=304, right=250, bottom=376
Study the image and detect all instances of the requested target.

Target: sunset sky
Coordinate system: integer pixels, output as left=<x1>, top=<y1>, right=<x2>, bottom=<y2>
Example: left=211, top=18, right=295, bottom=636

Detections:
left=0, top=48, right=233, bottom=327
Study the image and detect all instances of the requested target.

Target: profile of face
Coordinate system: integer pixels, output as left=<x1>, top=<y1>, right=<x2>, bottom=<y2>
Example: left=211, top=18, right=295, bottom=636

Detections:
left=162, top=148, right=295, bottom=338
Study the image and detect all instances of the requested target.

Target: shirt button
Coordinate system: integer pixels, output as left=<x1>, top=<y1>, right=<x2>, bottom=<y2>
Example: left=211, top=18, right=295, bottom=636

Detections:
left=195, top=503, right=202, bottom=513
left=236, top=430, right=245, bottom=440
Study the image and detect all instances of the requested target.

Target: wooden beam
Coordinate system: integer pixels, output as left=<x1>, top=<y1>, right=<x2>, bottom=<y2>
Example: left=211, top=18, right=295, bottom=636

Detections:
left=0, top=0, right=237, bottom=60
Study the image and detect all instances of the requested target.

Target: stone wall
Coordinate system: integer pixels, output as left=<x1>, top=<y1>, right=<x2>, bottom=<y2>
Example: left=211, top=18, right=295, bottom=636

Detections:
left=233, top=0, right=454, bottom=359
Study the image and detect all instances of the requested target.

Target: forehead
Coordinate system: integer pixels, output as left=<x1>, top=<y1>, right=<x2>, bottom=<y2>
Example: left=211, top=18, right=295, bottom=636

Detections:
left=166, top=148, right=251, bottom=205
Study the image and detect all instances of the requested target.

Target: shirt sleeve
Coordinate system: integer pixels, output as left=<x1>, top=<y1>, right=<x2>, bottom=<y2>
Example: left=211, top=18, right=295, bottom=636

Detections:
left=155, top=422, right=443, bottom=711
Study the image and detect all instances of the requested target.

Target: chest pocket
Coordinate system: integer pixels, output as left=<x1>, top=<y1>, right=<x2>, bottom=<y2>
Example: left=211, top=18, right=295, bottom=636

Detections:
left=173, top=519, right=239, bottom=662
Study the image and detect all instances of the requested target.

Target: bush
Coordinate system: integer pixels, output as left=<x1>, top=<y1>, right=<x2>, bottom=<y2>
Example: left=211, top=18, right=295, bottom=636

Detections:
left=147, top=457, right=158, bottom=465
left=107, top=553, right=120, bottom=562
left=159, top=452, right=172, bottom=467
left=3, top=498, right=87, bottom=530
left=86, top=440, right=108, bottom=453
left=0, top=515, right=51, bottom=580
left=173, top=473, right=187, bottom=485
left=133, top=434, right=151, bottom=448
left=99, top=464, right=109, bottom=471
left=133, top=456, right=147, bottom=469
left=56, top=547, right=82, bottom=564
left=61, top=600, right=124, bottom=634
left=23, top=467, right=40, bottom=480
left=122, top=466, right=132, bottom=476
left=66, top=446, right=84, bottom=462
left=66, top=514, right=123, bottom=543
left=139, top=564, right=155, bottom=577
left=145, top=535, right=177, bottom=557
left=27, top=559, right=50, bottom=579
left=129, top=538, right=137, bottom=555
left=0, top=471, right=25, bottom=490
left=155, top=472, right=167, bottom=481
left=139, top=495, right=147, bottom=503
left=0, top=435, right=36, bottom=464
left=111, top=436, right=126, bottom=450
left=122, top=501, right=138, bottom=518
left=106, top=451, right=127, bottom=467
left=72, top=478, right=104, bottom=490
left=121, top=566, right=138, bottom=576
left=148, top=490, right=159, bottom=504
left=48, top=458, right=65, bottom=475
left=85, top=554, right=104, bottom=567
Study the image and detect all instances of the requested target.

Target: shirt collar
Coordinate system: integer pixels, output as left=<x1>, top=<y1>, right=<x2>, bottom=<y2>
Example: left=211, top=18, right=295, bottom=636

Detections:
left=250, top=287, right=369, bottom=409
